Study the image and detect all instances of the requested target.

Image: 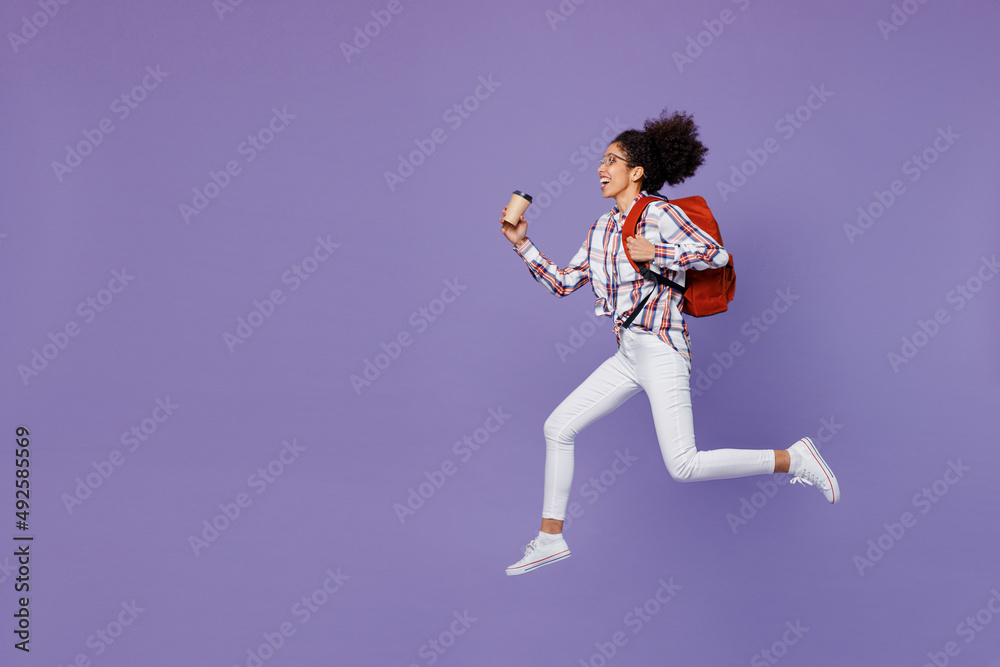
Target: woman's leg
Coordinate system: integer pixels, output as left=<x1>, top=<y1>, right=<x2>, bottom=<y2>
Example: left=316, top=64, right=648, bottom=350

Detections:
left=629, top=330, right=777, bottom=481
left=540, top=349, right=642, bottom=528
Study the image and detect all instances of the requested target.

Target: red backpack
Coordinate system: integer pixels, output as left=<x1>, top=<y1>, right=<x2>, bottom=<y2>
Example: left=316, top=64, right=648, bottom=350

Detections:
left=621, top=195, right=735, bottom=319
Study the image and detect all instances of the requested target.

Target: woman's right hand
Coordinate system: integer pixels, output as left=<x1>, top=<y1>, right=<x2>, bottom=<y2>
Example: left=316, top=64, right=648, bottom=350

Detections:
left=499, top=206, right=528, bottom=247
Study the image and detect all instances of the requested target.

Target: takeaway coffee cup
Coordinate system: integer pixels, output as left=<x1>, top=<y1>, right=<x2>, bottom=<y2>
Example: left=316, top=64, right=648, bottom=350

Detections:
left=502, top=190, right=532, bottom=225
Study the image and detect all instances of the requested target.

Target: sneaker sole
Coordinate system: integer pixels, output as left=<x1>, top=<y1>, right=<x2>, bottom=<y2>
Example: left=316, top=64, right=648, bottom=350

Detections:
left=505, top=548, right=571, bottom=576
left=799, top=436, right=840, bottom=504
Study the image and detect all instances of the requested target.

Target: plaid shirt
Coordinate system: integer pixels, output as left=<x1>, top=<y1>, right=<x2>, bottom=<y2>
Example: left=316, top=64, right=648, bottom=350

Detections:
left=513, top=191, right=728, bottom=361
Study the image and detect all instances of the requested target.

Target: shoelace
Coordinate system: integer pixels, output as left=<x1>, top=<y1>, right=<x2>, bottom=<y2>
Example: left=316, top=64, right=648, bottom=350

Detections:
left=522, top=538, right=539, bottom=556
left=791, top=469, right=829, bottom=490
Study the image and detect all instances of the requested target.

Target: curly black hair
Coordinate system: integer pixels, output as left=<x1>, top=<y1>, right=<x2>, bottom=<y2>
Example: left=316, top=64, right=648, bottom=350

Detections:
left=612, top=109, right=708, bottom=193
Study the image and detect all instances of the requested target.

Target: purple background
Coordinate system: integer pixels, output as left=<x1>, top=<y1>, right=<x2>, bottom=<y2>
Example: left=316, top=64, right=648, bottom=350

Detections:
left=2, top=0, right=999, bottom=665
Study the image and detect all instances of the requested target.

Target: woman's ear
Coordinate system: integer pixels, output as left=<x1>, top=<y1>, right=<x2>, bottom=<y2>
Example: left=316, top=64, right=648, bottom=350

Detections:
left=631, top=166, right=644, bottom=182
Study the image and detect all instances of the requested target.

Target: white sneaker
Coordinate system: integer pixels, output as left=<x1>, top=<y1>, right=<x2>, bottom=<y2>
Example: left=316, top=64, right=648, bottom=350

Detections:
left=505, top=535, right=571, bottom=576
left=789, top=437, right=840, bottom=504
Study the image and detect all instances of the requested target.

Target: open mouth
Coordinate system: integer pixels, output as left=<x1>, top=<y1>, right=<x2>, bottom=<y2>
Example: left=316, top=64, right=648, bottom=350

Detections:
left=600, top=177, right=611, bottom=188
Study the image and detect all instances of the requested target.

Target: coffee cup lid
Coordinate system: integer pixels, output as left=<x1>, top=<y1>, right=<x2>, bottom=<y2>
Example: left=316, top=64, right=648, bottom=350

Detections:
left=512, top=190, right=533, bottom=202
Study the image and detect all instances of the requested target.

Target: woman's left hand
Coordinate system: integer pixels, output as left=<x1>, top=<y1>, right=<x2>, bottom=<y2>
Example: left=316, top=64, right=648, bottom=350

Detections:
left=625, top=234, right=655, bottom=263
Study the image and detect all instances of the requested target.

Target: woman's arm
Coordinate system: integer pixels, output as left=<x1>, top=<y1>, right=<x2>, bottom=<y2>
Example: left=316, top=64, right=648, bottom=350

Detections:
left=513, top=238, right=591, bottom=297
left=638, top=202, right=729, bottom=271
left=501, top=208, right=591, bottom=297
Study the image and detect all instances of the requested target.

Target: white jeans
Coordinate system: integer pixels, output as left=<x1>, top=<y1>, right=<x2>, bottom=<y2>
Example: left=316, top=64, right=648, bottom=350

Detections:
left=542, top=327, right=776, bottom=520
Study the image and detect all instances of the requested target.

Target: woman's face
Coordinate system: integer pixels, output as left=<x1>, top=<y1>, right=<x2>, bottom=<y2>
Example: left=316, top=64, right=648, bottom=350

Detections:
left=598, top=142, right=636, bottom=199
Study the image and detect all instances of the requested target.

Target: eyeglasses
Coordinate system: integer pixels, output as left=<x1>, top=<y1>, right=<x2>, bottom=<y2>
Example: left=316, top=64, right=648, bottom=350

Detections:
left=598, top=153, right=630, bottom=167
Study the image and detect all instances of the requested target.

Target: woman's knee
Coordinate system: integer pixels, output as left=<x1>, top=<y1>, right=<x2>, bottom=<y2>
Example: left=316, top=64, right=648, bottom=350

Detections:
left=664, top=455, right=696, bottom=482
left=543, top=411, right=574, bottom=446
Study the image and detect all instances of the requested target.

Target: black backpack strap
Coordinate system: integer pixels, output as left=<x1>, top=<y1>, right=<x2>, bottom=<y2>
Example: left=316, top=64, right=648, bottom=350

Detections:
left=622, top=285, right=656, bottom=329
left=621, top=198, right=687, bottom=329
left=622, top=194, right=687, bottom=329
left=639, top=264, right=686, bottom=293
left=621, top=267, right=686, bottom=330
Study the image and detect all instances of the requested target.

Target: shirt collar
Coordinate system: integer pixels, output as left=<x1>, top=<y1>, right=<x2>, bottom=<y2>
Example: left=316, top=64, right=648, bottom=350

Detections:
left=611, top=191, right=650, bottom=223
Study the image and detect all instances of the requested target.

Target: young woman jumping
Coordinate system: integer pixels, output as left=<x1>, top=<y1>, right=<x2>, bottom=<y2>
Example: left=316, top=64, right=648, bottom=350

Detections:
left=500, top=109, right=839, bottom=576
